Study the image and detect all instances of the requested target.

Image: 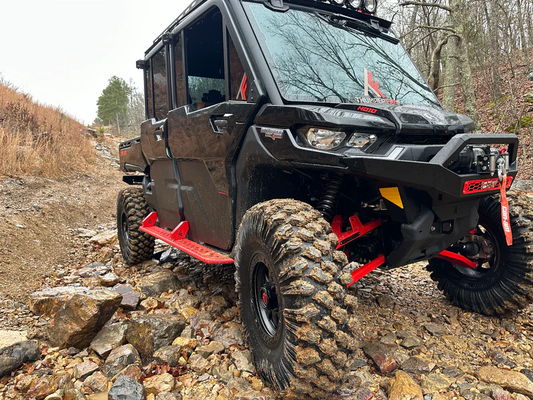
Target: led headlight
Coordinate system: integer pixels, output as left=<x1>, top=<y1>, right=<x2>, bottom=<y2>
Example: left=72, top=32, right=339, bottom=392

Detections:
left=363, top=0, right=377, bottom=13
left=347, top=0, right=362, bottom=9
left=347, top=133, right=377, bottom=149
left=306, top=128, right=346, bottom=150
left=330, top=0, right=344, bottom=5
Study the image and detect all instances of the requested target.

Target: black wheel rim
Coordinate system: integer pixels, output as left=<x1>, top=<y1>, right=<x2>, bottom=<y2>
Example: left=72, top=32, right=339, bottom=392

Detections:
left=451, top=215, right=503, bottom=280
left=251, top=256, right=281, bottom=341
left=119, top=211, right=131, bottom=259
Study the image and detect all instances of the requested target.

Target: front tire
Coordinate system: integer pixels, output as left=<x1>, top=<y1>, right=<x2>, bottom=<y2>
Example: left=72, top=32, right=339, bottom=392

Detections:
left=235, top=199, right=359, bottom=399
left=117, top=187, right=155, bottom=265
left=428, top=193, right=533, bottom=315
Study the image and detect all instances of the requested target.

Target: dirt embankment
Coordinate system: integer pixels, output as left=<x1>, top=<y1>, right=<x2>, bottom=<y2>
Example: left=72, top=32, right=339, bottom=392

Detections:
left=0, top=139, right=125, bottom=302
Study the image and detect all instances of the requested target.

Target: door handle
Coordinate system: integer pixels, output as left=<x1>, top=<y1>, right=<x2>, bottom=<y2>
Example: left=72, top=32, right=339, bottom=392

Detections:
left=210, top=118, right=228, bottom=134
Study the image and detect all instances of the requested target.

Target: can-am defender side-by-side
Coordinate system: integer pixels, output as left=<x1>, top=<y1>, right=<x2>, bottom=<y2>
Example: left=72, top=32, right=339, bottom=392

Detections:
left=117, top=0, right=532, bottom=397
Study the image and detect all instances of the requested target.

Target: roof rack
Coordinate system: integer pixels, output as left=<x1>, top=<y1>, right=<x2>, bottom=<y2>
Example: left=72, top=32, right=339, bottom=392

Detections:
left=147, top=0, right=207, bottom=53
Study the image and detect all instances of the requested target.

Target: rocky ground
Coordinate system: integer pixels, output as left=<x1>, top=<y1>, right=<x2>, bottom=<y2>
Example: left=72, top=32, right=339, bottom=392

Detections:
left=0, top=144, right=533, bottom=400
left=0, top=223, right=532, bottom=400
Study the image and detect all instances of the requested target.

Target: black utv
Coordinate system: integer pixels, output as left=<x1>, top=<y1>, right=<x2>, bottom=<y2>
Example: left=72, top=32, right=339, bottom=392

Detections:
left=117, top=0, right=532, bottom=397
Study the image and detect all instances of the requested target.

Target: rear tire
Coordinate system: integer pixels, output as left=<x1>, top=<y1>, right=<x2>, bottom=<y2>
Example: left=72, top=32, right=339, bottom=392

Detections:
left=428, top=193, right=533, bottom=315
left=235, top=199, right=359, bottom=399
left=117, top=187, right=155, bottom=265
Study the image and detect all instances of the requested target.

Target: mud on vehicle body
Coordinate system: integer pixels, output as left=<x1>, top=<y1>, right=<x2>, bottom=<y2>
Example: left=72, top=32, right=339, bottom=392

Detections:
left=117, top=0, right=532, bottom=397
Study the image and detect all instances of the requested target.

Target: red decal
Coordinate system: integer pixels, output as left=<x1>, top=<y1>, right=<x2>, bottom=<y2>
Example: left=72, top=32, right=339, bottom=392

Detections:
left=500, top=172, right=513, bottom=246
left=357, top=106, right=378, bottom=114
left=364, top=68, right=385, bottom=98
left=120, top=150, right=127, bottom=157
left=237, top=74, right=248, bottom=101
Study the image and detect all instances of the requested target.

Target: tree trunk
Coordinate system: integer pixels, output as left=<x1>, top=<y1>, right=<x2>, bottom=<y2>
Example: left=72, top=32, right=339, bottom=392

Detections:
left=442, top=33, right=459, bottom=112
left=516, top=0, right=532, bottom=72
left=484, top=1, right=502, bottom=101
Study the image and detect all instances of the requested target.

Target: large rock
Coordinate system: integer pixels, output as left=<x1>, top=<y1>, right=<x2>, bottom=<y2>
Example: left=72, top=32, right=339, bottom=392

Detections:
left=73, top=360, right=99, bottom=380
left=0, top=330, right=27, bottom=348
left=363, top=342, right=398, bottom=374
left=389, top=370, right=423, bottom=400
left=212, top=321, right=245, bottom=348
left=26, top=374, right=58, bottom=400
left=0, top=340, right=41, bottom=377
left=90, top=321, right=129, bottom=358
left=153, top=345, right=182, bottom=367
left=89, top=230, right=118, bottom=246
left=104, top=344, right=141, bottom=379
left=138, top=270, right=179, bottom=297
left=108, top=375, right=145, bottom=400
left=47, top=289, right=122, bottom=349
left=113, top=284, right=141, bottom=310
left=477, top=366, right=533, bottom=396
left=126, top=314, right=186, bottom=363
left=143, top=373, right=176, bottom=395
left=29, top=287, right=89, bottom=317
left=84, top=371, right=108, bottom=393
left=401, top=357, right=431, bottom=375
left=421, top=373, right=451, bottom=393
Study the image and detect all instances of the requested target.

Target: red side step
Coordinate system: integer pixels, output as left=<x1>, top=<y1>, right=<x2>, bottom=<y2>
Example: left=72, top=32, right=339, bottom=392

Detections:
left=139, top=212, right=234, bottom=265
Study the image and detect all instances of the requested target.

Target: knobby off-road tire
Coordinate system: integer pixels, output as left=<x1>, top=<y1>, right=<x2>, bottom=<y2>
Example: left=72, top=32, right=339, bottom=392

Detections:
left=428, top=192, right=533, bottom=315
left=117, top=187, right=155, bottom=265
left=235, top=199, right=359, bottom=399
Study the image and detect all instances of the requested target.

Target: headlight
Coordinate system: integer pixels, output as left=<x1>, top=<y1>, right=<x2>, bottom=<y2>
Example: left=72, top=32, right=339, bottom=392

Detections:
left=363, top=0, right=377, bottom=13
left=347, top=133, right=377, bottom=149
left=347, top=0, right=362, bottom=9
left=330, top=0, right=344, bottom=5
left=306, top=128, right=346, bottom=150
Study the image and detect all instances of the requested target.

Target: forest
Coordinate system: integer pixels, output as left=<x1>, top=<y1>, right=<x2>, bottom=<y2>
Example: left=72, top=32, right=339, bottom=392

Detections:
left=380, top=0, right=533, bottom=177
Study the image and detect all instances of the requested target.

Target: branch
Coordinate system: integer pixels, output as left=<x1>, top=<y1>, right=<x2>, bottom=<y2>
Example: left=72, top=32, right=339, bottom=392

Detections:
left=400, top=1, right=453, bottom=12
left=401, top=25, right=457, bottom=39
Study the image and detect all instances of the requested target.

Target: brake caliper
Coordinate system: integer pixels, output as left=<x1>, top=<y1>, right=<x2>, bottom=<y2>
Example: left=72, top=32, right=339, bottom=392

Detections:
left=498, top=157, right=513, bottom=246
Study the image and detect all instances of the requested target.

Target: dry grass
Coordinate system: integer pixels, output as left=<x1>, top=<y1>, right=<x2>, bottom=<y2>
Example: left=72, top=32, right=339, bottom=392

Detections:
left=0, top=79, right=95, bottom=177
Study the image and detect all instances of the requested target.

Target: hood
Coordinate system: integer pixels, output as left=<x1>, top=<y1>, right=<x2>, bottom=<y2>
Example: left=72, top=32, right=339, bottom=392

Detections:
left=255, top=103, right=476, bottom=136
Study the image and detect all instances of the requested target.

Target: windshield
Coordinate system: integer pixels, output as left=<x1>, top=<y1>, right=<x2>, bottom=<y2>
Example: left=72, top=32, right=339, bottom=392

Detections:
left=243, top=3, right=441, bottom=108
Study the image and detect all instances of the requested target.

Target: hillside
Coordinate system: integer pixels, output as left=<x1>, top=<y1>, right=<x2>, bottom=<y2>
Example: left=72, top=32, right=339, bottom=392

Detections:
left=0, top=80, right=94, bottom=177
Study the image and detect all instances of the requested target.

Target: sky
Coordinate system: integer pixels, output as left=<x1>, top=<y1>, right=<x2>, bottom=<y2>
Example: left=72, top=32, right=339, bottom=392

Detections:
left=0, top=0, right=190, bottom=125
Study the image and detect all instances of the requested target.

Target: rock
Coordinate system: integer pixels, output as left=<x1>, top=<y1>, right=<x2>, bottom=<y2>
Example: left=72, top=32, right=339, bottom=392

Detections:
left=421, top=373, right=451, bottom=393
left=79, top=262, right=107, bottom=278
left=89, top=230, right=118, bottom=246
left=44, top=390, right=64, bottom=400
left=126, top=314, right=186, bottom=363
left=401, top=357, right=431, bottom=375
left=138, top=270, right=179, bottom=297
left=76, top=228, right=98, bottom=238
left=389, top=370, right=423, bottom=400
left=491, top=352, right=516, bottom=368
left=108, top=375, right=145, bottom=400
left=153, top=345, right=182, bottom=367
left=189, top=354, right=210, bottom=373
left=84, top=371, right=108, bottom=393
left=90, top=322, right=128, bottom=358
left=73, top=359, right=99, bottom=379
left=442, top=366, right=464, bottom=378
left=64, top=389, right=86, bottom=400
left=0, top=340, right=41, bottom=377
left=521, top=369, right=533, bottom=383
left=363, top=342, right=398, bottom=374
left=26, top=374, right=58, bottom=400
left=29, top=287, right=90, bottom=317
left=234, top=391, right=272, bottom=400
left=477, top=366, right=533, bottom=396
left=0, top=330, right=28, bottom=348
left=143, top=373, right=175, bottom=395
left=424, top=323, right=446, bottom=337
left=490, top=385, right=512, bottom=400
left=380, top=333, right=397, bottom=346
left=100, top=272, right=120, bottom=287
left=377, top=294, right=394, bottom=308
left=104, top=344, right=141, bottom=379
left=400, top=334, right=422, bottom=349
left=140, top=297, right=163, bottom=311
left=196, top=341, right=225, bottom=359
left=155, top=394, right=181, bottom=400
left=47, top=289, right=122, bottom=349
left=212, top=321, right=245, bottom=348
left=112, top=364, right=144, bottom=383
left=232, top=350, right=255, bottom=374
left=113, top=284, right=141, bottom=310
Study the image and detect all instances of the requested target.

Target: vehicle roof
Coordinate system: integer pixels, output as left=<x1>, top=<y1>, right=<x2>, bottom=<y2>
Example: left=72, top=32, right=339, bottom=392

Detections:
left=144, top=0, right=393, bottom=56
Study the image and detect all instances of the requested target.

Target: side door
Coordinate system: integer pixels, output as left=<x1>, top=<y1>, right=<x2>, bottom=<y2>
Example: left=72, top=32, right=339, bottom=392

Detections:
left=166, top=6, right=257, bottom=250
left=141, top=45, right=182, bottom=230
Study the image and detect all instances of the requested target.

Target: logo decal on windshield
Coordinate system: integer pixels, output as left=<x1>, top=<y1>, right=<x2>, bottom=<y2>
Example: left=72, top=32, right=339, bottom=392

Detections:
left=364, top=68, right=385, bottom=98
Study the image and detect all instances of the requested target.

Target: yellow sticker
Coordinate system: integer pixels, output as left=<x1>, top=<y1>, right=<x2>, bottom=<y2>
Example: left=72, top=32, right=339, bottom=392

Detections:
left=379, top=187, right=404, bottom=209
